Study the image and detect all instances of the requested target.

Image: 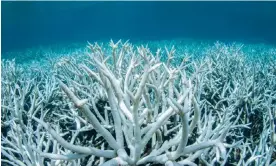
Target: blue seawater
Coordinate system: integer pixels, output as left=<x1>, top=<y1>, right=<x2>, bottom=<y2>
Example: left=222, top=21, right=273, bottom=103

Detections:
left=1, top=1, right=276, bottom=61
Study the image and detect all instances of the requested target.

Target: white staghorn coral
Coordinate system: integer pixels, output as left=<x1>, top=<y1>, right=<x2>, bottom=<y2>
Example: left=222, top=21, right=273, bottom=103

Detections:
left=1, top=40, right=275, bottom=166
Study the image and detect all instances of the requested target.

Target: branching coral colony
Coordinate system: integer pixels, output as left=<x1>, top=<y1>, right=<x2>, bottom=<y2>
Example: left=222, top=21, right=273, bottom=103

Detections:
left=1, top=40, right=276, bottom=166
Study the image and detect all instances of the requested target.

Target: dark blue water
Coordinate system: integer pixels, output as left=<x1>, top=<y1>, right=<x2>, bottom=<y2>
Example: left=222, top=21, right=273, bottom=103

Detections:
left=2, top=1, right=276, bottom=53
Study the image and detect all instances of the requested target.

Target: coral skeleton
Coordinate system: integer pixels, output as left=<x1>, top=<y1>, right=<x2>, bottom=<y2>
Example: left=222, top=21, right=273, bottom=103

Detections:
left=1, top=40, right=276, bottom=166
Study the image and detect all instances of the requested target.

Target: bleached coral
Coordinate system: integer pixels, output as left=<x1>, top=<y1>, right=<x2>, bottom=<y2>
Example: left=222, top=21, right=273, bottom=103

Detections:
left=1, top=40, right=275, bottom=166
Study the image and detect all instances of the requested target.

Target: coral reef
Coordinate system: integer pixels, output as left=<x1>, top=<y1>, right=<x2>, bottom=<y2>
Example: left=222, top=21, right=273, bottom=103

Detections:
left=1, top=40, right=276, bottom=166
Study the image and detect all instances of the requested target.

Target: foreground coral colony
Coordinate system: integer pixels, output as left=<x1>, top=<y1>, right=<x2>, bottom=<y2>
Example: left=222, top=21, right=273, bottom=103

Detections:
left=1, top=39, right=276, bottom=166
